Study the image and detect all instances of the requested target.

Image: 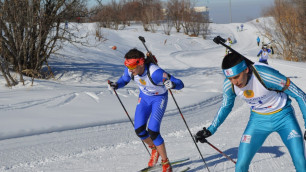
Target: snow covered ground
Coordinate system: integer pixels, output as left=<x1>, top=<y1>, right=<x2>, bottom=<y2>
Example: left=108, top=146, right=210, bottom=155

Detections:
left=0, top=19, right=305, bottom=172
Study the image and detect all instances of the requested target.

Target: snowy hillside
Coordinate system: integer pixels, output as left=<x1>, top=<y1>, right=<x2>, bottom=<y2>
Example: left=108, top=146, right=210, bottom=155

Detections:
left=0, top=20, right=305, bottom=172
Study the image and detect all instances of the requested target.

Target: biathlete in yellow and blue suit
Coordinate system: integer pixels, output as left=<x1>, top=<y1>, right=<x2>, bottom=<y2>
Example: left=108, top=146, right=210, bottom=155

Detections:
left=109, top=48, right=184, bottom=172
left=195, top=52, right=306, bottom=172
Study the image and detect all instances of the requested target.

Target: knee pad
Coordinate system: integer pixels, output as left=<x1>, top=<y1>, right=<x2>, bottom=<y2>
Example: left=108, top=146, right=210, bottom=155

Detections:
left=148, top=129, right=160, bottom=141
left=135, top=125, right=148, bottom=138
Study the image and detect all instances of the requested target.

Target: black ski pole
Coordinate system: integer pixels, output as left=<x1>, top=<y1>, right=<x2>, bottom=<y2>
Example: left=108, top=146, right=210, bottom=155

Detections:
left=138, top=36, right=211, bottom=172
left=203, top=139, right=236, bottom=164
left=108, top=80, right=151, bottom=156
left=213, top=36, right=254, bottom=65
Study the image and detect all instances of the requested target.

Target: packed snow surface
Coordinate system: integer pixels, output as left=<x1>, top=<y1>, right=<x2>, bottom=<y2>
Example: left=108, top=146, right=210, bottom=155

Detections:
left=0, top=19, right=305, bottom=172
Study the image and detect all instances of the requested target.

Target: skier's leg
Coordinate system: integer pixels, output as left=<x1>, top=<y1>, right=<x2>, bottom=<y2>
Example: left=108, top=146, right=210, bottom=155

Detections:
left=148, top=95, right=168, bottom=161
left=277, top=111, right=306, bottom=172
left=235, top=118, right=270, bottom=172
left=134, top=95, right=161, bottom=167
left=134, top=96, right=152, bottom=142
left=156, top=143, right=167, bottom=161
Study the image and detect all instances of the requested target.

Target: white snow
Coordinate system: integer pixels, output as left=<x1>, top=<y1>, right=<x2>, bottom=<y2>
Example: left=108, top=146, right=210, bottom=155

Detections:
left=0, top=20, right=305, bottom=172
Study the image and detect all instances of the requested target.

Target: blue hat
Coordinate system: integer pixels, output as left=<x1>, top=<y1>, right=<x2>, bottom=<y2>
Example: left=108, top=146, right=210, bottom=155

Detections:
left=223, top=60, right=247, bottom=78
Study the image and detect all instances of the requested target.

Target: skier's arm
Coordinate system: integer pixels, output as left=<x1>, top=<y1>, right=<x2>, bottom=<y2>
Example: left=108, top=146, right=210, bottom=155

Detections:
left=151, top=68, right=184, bottom=90
left=270, top=47, right=274, bottom=54
left=116, top=68, right=132, bottom=89
left=207, top=79, right=236, bottom=135
left=284, top=81, right=306, bottom=125
left=257, top=50, right=262, bottom=57
left=256, top=65, right=306, bottom=128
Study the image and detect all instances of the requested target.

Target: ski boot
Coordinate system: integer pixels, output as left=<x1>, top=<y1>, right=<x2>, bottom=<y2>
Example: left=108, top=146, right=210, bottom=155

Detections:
left=161, top=158, right=172, bottom=172
left=148, top=145, right=160, bottom=167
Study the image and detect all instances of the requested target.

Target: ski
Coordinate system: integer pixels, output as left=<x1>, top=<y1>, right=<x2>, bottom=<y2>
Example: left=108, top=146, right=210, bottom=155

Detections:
left=149, top=166, right=190, bottom=172
left=139, top=157, right=190, bottom=172
left=179, top=166, right=190, bottom=172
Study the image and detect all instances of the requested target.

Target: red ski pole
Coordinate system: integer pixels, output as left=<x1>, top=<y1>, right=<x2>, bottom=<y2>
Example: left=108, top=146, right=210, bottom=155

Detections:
left=204, top=139, right=236, bottom=164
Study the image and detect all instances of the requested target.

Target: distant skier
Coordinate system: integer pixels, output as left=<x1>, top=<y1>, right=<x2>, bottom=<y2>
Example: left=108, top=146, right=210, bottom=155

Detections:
left=256, top=36, right=260, bottom=46
left=109, top=48, right=184, bottom=172
left=257, top=44, right=274, bottom=64
left=237, top=26, right=240, bottom=32
left=195, top=52, right=306, bottom=172
left=65, top=20, right=68, bottom=29
left=240, top=24, right=244, bottom=31
left=225, top=37, right=233, bottom=55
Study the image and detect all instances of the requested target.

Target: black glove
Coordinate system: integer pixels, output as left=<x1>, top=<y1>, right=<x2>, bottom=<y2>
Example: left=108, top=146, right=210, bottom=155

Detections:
left=304, top=131, right=306, bottom=141
left=194, top=127, right=212, bottom=143
left=109, top=81, right=118, bottom=90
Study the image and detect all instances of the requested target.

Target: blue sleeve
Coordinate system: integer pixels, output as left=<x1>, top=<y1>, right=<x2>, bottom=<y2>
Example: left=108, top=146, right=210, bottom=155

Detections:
left=207, top=79, right=236, bottom=135
left=257, top=50, right=262, bottom=56
left=255, top=65, right=287, bottom=91
left=169, top=75, right=184, bottom=90
left=151, top=68, right=184, bottom=90
left=267, top=49, right=272, bottom=53
left=285, top=81, right=306, bottom=128
left=255, top=64, right=306, bottom=128
left=116, top=67, right=131, bottom=89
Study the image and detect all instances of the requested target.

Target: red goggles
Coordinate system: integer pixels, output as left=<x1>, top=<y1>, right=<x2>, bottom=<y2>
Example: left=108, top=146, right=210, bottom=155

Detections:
left=124, top=58, right=145, bottom=70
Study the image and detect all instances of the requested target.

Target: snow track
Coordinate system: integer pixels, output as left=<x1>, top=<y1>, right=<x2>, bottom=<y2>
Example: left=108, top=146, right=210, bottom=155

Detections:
left=0, top=21, right=305, bottom=172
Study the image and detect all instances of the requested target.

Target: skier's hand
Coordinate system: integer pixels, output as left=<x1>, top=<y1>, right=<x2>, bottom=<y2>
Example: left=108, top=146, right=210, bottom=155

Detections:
left=304, top=130, right=306, bottom=140
left=195, top=127, right=211, bottom=143
left=164, top=80, right=175, bottom=89
left=108, top=81, right=118, bottom=90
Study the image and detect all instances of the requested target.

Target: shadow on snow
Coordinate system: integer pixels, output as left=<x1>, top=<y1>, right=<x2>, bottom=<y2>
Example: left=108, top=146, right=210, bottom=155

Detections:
left=186, top=145, right=285, bottom=171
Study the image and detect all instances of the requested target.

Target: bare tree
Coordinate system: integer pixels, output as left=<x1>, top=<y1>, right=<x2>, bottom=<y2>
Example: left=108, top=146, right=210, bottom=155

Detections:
left=177, top=2, right=209, bottom=38
left=166, top=0, right=184, bottom=32
left=162, top=18, right=173, bottom=35
left=201, top=15, right=210, bottom=39
left=259, top=0, right=305, bottom=61
left=181, top=0, right=192, bottom=35
left=189, top=10, right=210, bottom=37
left=0, top=0, right=88, bottom=86
left=139, top=0, right=163, bottom=32
left=121, top=1, right=142, bottom=26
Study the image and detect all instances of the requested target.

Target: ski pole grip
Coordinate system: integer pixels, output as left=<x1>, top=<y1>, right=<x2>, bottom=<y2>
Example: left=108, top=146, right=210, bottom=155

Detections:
left=138, top=36, right=156, bottom=64
left=213, top=36, right=254, bottom=65
left=138, top=36, right=145, bottom=43
left=213, top=36, right=226, bottom=45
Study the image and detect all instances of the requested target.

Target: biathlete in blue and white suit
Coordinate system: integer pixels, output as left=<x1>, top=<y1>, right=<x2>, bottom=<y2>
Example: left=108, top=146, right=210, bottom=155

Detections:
left=195, top=52, right=306, bottom=172
left=257, top=44, right=274, bottom=64
left=109, top=48, right=184, bottom=172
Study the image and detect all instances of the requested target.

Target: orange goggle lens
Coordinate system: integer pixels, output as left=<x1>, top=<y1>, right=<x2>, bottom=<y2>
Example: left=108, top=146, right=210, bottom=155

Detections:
left=126, top=65, right=137, bottom=70
left=124, top=58, right=144, bottom=70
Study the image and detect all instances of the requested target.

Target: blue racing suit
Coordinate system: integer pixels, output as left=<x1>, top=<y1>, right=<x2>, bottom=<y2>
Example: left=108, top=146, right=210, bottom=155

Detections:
left=207, top=63, right=306, bottom=172
left=257, top=49, right=272, bottom=64
left=116, top=63, right=184, bottom=146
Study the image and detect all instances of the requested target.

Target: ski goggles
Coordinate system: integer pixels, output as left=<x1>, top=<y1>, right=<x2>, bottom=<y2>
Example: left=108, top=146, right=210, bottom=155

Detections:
left=223, top=60, right=247, bottom=78
left=124, top=58, right=145, bottom=70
